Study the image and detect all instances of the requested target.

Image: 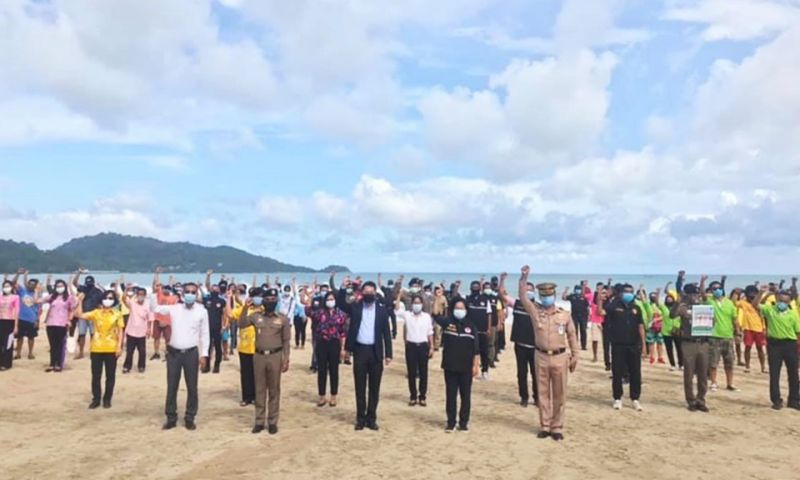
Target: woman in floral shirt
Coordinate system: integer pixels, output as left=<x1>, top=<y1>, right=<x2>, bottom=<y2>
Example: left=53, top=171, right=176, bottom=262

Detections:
left=311, top=292, right=348, bottom=407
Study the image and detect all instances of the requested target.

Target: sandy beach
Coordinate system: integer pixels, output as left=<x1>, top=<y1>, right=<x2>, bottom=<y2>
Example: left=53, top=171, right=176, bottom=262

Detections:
left=2, top=328, right=799, bottom=480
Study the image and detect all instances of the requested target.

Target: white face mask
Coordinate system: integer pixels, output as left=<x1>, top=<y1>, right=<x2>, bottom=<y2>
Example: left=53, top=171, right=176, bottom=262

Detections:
left=102, top=299, right=114, bottom=308
left=453, top=309, right=467, bottom=320
left=325, top=300, right=336, bottom=309
left=126, top=291, right=135, bottom=297
left=2, top=286, right=11, bottom=294
left=412, top=303, right=423, bottom=314
left=55, top=286, right=66, bottom=294
left=483, top=289, right=493, bottom=296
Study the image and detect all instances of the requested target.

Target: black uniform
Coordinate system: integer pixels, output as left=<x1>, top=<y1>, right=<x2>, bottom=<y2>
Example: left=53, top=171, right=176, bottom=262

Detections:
left=466, top=293, right=491, bottom=373
left=566, top=293, right=590, bottom=350
left=381, top=286, right=398, bottom=338
left=309, top=295, right=325, bottom=371
left=605, top=299, right=645, bottom=401
left=435, top=316, right=479, bottom=429
left=203, top=293, right=226, bottom=372
left=511, top=299, right=538, bottom=405
left=602, top=298, right=613, bottom=370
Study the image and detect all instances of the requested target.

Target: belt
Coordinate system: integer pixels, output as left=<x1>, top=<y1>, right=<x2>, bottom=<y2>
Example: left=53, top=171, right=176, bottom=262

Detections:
left=167, top=346, right=197, bottom=354
left=535, top=347, right=567, bottom=355
left=406, top=341, right=428, bottom=346
left=516, top=342, right=535, bottom=349
left=684, top=338, right=709, bottom=343
left=255, top=347, right=283, bottom=356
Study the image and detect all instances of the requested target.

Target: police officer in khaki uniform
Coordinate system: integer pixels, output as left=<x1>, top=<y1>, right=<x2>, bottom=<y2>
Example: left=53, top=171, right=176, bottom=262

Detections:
left=518, top=266, right=578, bottom=441
left=240, top=288, right=291, bottom=434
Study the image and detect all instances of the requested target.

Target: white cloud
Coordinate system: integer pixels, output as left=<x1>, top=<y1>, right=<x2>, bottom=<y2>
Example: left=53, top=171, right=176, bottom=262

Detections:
left=664, top=0, right=800, bottom=41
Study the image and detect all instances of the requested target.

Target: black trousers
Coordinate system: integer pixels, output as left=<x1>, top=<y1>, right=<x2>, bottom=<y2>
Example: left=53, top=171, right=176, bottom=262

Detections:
left=497, top=327, right=506, bottom=351
left=316, top=338, right=341, bottom=396
left=90, top=352, right=117, bottom=402
left=389, top=310, right=397, bottom=337
left=294, top=317, right=307, bottom=347
left=239, top=353, right=255, bottom=403
left=767, top=339, right=799, bottom=405
left=353, top=344, right=383, bottom=424
left=514, top=344, right=538, bottom=403
left=165, top=347, right=199, bottom=423
left=444, top=370, right=472, bottom=427
left=603, top=329, right=612, bottom=369
left=206, top=325, right=222, bottom=371
left=46, top=326, right=68, bottom=369
left=478, top=332, right=489, bottom=372
left=664, top=336, right=684, bottom=368
left=0, top=320, right=14, bottom=369
left=612, top=344, right=642, bottom=400
left=573, top=317, right=588, bottom=350
left=123, top=335, right=146, bottom=371
left=405, top=342, right=429, bottom=400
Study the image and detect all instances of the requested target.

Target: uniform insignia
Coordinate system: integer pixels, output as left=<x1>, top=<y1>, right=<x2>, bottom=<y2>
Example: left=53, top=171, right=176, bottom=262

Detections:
left=217, top=303, right=222, bottom=308
left=465, top=327, right=471, bottom=334
left=558, top=324, right=565, bottom=335
left=272, top=319, right=282, bottom=325
left=446, top=324, right=458, bottom=332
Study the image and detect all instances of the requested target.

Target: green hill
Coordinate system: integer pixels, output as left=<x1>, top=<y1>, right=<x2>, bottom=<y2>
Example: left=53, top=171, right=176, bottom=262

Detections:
left=1, top=233, right=349, bottom=273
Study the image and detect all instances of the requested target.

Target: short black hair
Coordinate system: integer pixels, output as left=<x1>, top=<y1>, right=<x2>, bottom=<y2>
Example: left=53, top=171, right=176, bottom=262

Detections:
left=362, top=281, right=377, bottom=290
left=135, top=287, right=147, bottom=295
left=183, top=282, right=199, bottom=291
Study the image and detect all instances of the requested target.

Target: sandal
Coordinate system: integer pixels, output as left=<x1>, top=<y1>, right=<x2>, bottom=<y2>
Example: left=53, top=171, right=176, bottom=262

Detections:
left=408, top=400, right=417, bottom=406
left=419, top=399, right=427, bottom=407
left=28, top=354, right=35, bottom=360
left=317, top=399, right=328, bottom=407
left=329, top=401, right=337, bottom=407
left=240, top=401, right=250, bottom=407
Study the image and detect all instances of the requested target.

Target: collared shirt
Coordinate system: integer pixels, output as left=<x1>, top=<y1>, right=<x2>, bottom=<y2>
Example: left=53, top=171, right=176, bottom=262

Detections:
left=155, top=303, right=210, bottom=354
left=0, top=294, right=20, bottom=320
left=708, top=297, right=737, bottom=338
left=311, top=308, right=348, bottom=342
left=438, top=317, right=479, bottom=373
left=43, top=295, right=77, bottom=327
left=605, top=299, right=645, bottom=345
left=83, top=308, right=125, bottom=353
left=357, top=302, right=376, bottom=345
left=240, top=311, right=291, bottom=362
left=401, top=311, right=434, bottom=343
left=126, top=299, right=153, bottom=338
left=737, top=300, right=764, bottom=332
left=760, top=304, right=800, bottom=340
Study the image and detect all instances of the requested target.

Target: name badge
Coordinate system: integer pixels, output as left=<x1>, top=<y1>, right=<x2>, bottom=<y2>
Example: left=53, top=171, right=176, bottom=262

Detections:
left=558, top=324, right=565, bottom=336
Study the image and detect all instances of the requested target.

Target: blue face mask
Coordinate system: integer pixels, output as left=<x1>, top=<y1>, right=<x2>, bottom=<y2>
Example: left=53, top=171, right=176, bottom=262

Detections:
left=776, top=302, right=789, bottom=312
left=183, top=293, right=197, bottom=305
left=713, top=289, right=724, bottom=298
left=622, top=293, right=635, bottom=304
left=540, top=295, right=555, bottom=307
left=253, top=297, right=264, bottom=307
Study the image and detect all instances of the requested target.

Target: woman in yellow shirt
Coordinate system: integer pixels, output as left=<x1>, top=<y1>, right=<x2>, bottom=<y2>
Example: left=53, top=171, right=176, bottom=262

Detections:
left=228, top=287, right=259, bottom=406
left=76, top=290, right=125, bottom=410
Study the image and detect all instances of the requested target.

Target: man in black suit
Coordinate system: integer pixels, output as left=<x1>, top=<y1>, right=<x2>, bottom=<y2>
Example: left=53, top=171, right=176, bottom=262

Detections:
left=342, top=281, right=393, bottom=431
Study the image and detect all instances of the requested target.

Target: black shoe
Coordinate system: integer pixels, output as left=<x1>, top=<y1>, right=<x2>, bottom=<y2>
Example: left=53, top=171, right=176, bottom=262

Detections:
left=457, top=425, right=469, bottom=433
left=201, top=368, right=210, bottom=374
left=268, top=424, right=278, bottom=435
left=355, top=422, right=365, bottom=431
left=122, top=368, right=130, bottom=374
left=772, top=401, right=784, bottom=411
left=102, top=400, right=111, bottom=409
left=445, top=424, right=456, bottom=433
left=687, top=403, right=698, bottom=412
left=696, top=404, right=709, bottom=413
left=787, top=403, right=800, bottom=411
left=366, top=421, right=379, bottom=431
left=162, top=421, right=177, bottom=430
left=252, top=425, right=264, bottom=434
left=520, top=398, right=528, bottom=408
left=150, top=353, right=160, bottom=361
left=138, top=368, right=145, bottom=373
left=605, top=365, right=611, bottom=371
left=489, top=363, right=496, bottom=369
left=212, top=366, right=220, bottom=374
left=551, top=433, right=564, bottom=441
left=537, top=431, right=550, bottom=439
left=88, top=400, right=101, bottom=410
left=344, top=359, right=351, bottom=365
left=185, top=420, right=197, bottom=431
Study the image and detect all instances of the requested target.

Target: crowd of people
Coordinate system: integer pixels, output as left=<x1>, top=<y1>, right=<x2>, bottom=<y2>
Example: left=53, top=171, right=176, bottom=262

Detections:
left=1, top=267, right=798, bottom=440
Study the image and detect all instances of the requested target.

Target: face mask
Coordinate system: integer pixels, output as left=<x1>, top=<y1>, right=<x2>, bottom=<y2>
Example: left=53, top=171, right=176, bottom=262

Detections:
left=238, top=294, right=247, bottom=303
left=713, top=289, right=724, bottom=298
left=325, top=300, right=336, bottom=309
left=2, top=286, right=11, bottom=294
left=126, top=291, right=135, bottom=297
left=776, top=302, right=789, bottom=312
left=410, top=287, right=420, bottom=294
left=283, top=292, right=291, bottom=298
left=412, top=304, right=423, bottom=314
left=622, top=293, right=635, bottom=304
left=540, top=295, right=555, bottom=307
left=252, top=297, right=264, bottom=307
left=102, top=299, right=114, bottom=308
left=137, top=296, right=146, bottom=304
left=471, top=287, right=480, bottom=295
left=362, top=294, right=376, bottom=304
left=453, top=309, right=467, bottom=320
left=346, top=288, right=353, bottom=295
left=265, top=301, right=278, bottom=312
left=527, top=292, right=536, bottom=301
left=55, top=286, right=66, bottom=294
left=183, top=293, right=197, bottom=305
left=320, top=290, right=329, bottom=297
left=483, top=289, right=493, bottom=296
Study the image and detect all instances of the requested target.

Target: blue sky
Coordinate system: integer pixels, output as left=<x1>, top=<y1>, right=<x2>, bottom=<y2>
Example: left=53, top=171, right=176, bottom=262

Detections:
left=1, top=0, right=799, bottom=273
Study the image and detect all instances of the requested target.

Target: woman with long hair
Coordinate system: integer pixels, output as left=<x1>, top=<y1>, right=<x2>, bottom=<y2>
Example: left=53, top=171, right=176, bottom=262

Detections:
left=38, top=279, right=76, bottom=372
left=310, top=292, right=348, bottom=407
left=435, top=298, right=479, bottom=432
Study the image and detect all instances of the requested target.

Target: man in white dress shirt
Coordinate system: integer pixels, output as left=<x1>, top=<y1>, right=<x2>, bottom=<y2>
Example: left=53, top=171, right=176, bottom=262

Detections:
left=154, top=282, right=210, bottom=431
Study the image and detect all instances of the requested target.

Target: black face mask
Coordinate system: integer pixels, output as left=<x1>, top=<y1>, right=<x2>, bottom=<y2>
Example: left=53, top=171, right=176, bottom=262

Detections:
left=470, top=288, right=480, bottom=295
left=362, top=294, right=376, bottom=304
left=265, top=301, right=278, bottom=313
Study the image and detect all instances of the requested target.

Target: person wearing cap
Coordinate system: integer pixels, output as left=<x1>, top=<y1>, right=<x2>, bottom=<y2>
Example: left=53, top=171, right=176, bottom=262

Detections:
left=599, top=284, right=646, bottom=411
left=72, top=269, right=104, bottom=360
left=669, top=274, right=711, bottom=412
left=518, top=266, right=578, bottom=441
left=379, top=276, right=398, bottom=339
left=498, top=273, right=538, bottom=407
left=704, top=277, right=739, bottom=392
left=755, top=287, right=800, bottom=410
left=239, top=288, right=291, bottom=434
left=464, top=280, right=492, bottom=380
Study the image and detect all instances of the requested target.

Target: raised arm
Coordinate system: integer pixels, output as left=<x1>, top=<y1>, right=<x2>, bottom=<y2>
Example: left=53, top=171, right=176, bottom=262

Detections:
left=561, top=287, right=569, bottom=301
left=498, top=272, right=515, bottom=306
left=699, top=275, right=708, bottom=301
left=152, top=267, right=162, bottom=293
left=10, top=268, right=23, bottom=287
left=205, top=269, right=214, bottom=292
left=329, top=272, right=336, bottom=290
left=676, top=271, right=685, bottom=296
left=518, top=266, right=539, bottom=322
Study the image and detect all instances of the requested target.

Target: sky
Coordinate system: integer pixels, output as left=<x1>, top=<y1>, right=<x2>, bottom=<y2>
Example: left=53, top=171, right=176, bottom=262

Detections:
left=1, top=0, right=799, bottom=274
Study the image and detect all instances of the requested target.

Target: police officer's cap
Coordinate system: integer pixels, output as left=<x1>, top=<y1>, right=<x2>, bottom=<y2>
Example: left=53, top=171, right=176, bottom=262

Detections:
left=264, top=288, right=279, bottom=297
left=683, top=283, right=699, bottom=295
left=536, top=283, right=557, bottom=296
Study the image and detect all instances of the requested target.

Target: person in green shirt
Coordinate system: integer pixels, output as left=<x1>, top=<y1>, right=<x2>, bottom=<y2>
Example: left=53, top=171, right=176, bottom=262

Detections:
left=757, top=288, right=800, bottom=410
left=654, top=291, right=682, bottom=371
left=638, top=287, right=666, bottom=365
left=704, top=278, right=739, bottom=392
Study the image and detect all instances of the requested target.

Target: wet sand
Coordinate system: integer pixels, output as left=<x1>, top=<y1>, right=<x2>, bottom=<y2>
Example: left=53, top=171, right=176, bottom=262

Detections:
left=2, top=329, right=799, bottom=480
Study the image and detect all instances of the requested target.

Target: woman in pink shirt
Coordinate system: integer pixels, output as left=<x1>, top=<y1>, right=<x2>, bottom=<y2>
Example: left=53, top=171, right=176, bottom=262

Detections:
left=0, top=280, right=20, bottom=371
left=588, top=286, right=607, bottom=364
left=121, top=287, right=153, bottom=373
left=40, top=279, right=76, bottom=372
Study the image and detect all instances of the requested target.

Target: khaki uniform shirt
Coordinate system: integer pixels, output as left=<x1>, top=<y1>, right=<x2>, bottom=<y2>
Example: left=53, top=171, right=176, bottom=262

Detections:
left=241, top=311, right=291, bottom=363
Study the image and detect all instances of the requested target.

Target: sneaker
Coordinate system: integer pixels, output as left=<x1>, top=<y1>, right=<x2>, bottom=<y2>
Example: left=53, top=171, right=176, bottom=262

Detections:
left=696, top=404, right=710, bottom=413
left=710, top=383, right=718, bottom=392
left=669, top=366, right=675, bottom=372
left=481, top=372, right=488, bottom=381
left=445, top=424, right=456, bottom=433
left=613, top=399, right=622, bottom=410
left=457, top=425, right=469, bottom=433
left=632, top=400, right=643, bottom=411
